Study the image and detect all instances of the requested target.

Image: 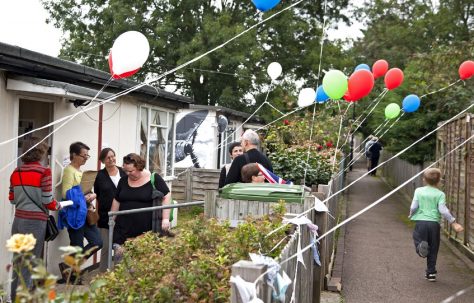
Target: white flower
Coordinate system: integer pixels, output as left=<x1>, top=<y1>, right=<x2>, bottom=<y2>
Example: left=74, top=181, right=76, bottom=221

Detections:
left=6, top=234, right=36, bottom=253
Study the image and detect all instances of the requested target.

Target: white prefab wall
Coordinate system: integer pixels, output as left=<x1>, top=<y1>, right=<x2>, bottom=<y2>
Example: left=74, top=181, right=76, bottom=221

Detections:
left=0, top=71, right=19, bottom=289
left=0, top=80, right=142, bottom=283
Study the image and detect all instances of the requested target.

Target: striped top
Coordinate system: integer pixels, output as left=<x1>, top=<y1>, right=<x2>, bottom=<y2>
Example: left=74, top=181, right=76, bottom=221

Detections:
left=9, top=162, right=58, bottom=221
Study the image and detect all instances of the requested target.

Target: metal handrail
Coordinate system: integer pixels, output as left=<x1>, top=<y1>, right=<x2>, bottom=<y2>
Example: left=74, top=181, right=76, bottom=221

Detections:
left=107, top=201, right=204, bottom=269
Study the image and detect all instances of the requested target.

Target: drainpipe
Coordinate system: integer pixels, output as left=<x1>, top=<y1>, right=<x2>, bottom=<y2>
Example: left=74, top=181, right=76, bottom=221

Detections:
left=93, top=103, right=103, bottom=265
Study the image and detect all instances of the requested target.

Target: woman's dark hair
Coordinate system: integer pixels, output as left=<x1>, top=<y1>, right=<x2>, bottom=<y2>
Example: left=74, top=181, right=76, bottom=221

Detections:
left=241, top=163, right=259, bottom=183
left=69, top=141, right=90, bottom=160
left=123, top=153, right=146, bottom=171
left=20, top=137, right=48, bottom=163
left=99, top=147, right=116, bottom=162
left=228, top=142, right=241, bottom=155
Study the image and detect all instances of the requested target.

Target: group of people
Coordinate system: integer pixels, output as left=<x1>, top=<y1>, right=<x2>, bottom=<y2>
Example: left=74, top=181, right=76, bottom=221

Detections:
left=9, top=130, right=464, bottom=300
left=9, top=138, right=171, bottom=299
left=218, top=129, right=273, bottom=188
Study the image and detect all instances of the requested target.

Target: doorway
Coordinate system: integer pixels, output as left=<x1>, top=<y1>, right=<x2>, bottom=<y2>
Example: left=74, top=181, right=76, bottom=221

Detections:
left=18, top=99, right=54, bottom=166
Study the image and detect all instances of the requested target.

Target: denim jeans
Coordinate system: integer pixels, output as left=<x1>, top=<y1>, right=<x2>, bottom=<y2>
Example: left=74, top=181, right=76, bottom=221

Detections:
left=68, top=224, right=103, bottom=259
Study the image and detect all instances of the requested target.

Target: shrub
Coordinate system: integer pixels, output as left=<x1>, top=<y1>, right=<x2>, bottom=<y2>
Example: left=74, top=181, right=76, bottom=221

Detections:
left=93, top=203, right=289, bottom=302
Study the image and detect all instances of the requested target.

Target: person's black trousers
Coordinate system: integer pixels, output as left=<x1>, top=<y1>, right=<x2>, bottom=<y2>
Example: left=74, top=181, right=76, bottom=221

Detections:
left=413, top=220, right=440, bottom=274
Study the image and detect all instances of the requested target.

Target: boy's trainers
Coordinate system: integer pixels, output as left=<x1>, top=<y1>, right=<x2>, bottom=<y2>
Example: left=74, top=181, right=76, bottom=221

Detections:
left=425, top=273, right=436, bottom=282
left=417, top=241, right=429, bottom=258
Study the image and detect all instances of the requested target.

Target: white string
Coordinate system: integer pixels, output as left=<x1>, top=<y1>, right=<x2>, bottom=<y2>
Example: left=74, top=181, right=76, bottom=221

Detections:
left=336, top=118, right=389, bottom=168
left=254, top=130, right=474, bottom=286
left=0, top=0, right=310, bottom=149
left=265, top=101, right=474, bottom=236
left=338, top=112, right=404, bottom=176
left=420, top=79, right=462, bottom=99
left=302, top=1, right=330, bottom=189
left=341, top=89, right=389, bottom=148
left=0, top=77, right=114, bottom=173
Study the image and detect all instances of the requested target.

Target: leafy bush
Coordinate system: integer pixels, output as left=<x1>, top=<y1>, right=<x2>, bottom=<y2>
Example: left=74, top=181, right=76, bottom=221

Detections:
left=264, top=111, right=345, bottom=186
left=93, top=203, right=289, bottom=302
left=269, top=146, right=334, bottom=186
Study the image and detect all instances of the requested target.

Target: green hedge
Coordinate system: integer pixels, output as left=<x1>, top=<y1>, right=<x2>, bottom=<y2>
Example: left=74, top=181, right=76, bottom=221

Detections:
left=93, top=204, right=289, bottom=302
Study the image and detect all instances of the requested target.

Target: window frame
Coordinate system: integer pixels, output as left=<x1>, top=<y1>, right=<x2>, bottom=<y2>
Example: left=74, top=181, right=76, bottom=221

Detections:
left=138, top=105, right=176, bottom=177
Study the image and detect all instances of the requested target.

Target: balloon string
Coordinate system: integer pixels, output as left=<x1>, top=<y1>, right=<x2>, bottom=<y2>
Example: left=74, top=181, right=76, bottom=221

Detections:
left=265, top=101, right=285, bottom=116
left=255, top=130, right=474, bottom=286
left=345, top=89, right=388, bottom=142
left=337, top=113, right=404, bottom=177
left=302, top=0, right=330, bottom=190
left=420, top=79, right=461, bottom=99
left=350, top=89, right=386, bottom=129
left=0, top=0, right=308, bottom=149
left=0, top=77, right=114, bottom=173
left=340, top=89, right=388, bottom=149
left=264, top=101, right=474, bottom=237
left=336, top=118, right=389, bottom=168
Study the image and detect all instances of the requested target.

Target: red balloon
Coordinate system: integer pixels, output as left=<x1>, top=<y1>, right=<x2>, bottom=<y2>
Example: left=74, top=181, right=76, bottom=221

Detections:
left=348, top=69, right=374, bottom=101
left=372, top=59, right=389, bottom=79
left=459, top=60, right=474, bottom=80
left=343, top=91, right=355, bottom=102
left=384, top=68, right=404, bottom=90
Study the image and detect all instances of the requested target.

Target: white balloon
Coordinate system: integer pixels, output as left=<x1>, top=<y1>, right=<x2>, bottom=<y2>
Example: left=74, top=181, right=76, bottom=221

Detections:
left=267, top=62, right=282, bottom=80
left=110, top=31, right=150, bottom=77
left=298, top=88, right=316, bottom=107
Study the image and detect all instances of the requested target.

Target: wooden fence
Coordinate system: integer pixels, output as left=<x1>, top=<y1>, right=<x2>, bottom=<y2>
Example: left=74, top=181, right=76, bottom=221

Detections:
left=172, top=167, right=220, bottom=202
left=380, top=153, right=429, bottom=199
left=436, top=113, right=473, bottom=259
left=379, top=114, right=474, bottom=261
left=204, top=173, right=344, bottom=303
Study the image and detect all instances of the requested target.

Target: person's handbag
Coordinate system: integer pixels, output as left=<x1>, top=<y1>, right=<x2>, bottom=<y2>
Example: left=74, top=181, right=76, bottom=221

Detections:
left=86, top=203, right=99, bottom=225
left=18, top=167, right=59, bottom=241
left=45, top=215, right=59, bottom=241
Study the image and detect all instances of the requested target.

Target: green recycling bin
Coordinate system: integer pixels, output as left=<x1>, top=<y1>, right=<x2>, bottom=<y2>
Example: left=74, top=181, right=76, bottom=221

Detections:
left=219, top=183, right=309, bottom=203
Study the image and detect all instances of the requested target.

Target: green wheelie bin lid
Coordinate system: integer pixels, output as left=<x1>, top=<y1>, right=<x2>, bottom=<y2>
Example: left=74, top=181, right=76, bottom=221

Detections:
left=219, top=183, right=308, bottom=203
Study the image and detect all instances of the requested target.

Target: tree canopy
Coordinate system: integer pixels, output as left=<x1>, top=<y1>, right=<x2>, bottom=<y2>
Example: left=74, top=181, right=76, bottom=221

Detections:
left=42, top=0, right=350, bottom=110
left=42, top=0, right=474, bottom=164
left=350, top=0, right=473, bottom=164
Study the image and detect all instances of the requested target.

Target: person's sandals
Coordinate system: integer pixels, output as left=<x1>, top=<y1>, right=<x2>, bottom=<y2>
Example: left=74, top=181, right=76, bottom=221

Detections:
left=417, top=241, right=429, bottom=258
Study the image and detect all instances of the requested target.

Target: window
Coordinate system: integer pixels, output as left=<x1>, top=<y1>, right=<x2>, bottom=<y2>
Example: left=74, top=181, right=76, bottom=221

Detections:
left=139, top=106, right=175, bottom=176
left=219, top=122, right=236, bottom=168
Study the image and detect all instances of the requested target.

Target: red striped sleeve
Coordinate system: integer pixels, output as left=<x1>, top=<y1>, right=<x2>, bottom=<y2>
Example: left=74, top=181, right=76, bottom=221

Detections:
left=41, top=168, right=53, bottom=192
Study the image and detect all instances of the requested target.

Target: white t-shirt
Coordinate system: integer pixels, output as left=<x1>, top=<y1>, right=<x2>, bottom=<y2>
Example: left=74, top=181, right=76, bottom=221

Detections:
left=109, top=173, right=121, bottom=188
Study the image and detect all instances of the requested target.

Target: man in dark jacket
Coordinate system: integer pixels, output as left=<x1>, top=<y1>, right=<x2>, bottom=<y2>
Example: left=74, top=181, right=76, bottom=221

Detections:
left=224, top=129, right=273, bottom=185
left=368, top=137, right=383, bottom=176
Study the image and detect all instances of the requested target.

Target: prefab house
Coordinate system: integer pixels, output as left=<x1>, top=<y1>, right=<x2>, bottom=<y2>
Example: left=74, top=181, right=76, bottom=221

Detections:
left=0, top=42, right=192, bottom=285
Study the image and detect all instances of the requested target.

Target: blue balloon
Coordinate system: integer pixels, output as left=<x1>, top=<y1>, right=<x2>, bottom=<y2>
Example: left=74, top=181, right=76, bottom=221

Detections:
left=315, top=85, right=329, bottom=103
left=402, top=94, right=421, bottom=113
left=354, top=64, right=371, bottom=72
left=251, top=0, right=281, bottom=12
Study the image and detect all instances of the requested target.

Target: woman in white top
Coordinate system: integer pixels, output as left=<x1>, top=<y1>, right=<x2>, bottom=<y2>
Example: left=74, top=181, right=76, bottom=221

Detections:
left=93, top=148, right=126, bottom=272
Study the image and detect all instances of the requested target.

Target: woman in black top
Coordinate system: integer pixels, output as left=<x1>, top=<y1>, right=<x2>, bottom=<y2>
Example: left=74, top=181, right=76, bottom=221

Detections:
left=93, top=147, right=126, bottom=272
left=111, top=153, right=170, bottom=246
left=218, top=142, right=243, bottom=188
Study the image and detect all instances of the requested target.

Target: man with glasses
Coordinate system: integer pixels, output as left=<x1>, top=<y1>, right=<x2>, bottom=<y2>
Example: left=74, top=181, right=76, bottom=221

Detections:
left=224, top=129, right=273, bottom=185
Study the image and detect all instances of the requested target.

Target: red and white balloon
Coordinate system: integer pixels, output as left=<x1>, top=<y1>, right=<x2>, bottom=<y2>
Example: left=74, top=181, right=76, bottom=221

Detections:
left=109, top=31, right=150, bottom=79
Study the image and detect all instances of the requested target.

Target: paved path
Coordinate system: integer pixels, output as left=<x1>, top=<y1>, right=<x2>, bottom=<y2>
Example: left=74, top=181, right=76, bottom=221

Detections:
left=341, top=161, right=474, bottom=303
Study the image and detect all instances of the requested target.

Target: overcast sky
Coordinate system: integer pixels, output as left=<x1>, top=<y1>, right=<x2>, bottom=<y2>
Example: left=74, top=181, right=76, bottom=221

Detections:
left=0, top=0, right=363, bottom=58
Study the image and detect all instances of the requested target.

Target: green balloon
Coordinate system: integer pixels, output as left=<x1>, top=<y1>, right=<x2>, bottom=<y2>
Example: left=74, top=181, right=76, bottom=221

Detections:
left=322, top=70, right=348, bottom=100
left=385, top=103, right=401, bottom=119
